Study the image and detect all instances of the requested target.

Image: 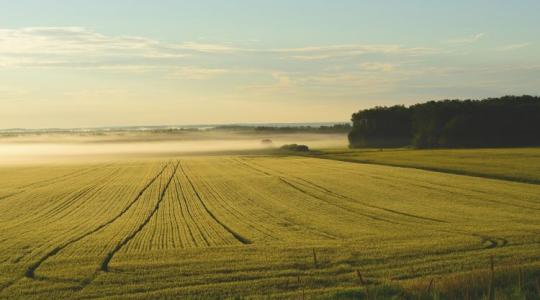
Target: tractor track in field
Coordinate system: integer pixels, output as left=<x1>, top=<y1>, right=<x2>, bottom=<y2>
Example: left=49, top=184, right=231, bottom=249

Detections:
left=34, top=169, right=121, bottom=224
left=308, top=154, right=540, bottom=185
left=193, top=170, right=277, bottom=242
left=231, top=159, right=511, bottom=249
left=11, top=169, right=89, bottom=193
left=217, top=158, right=339, bottom=240
left=173, top=175, right=211, bottom=247
left=278, top=178, right=397, bottom=224
left=0, top=192, right=21, bottom=201
left=426, top=228, right=509, bottom=249
left=307, top=156, right=540, bottom=212
left=73, top=162, right=179, bottom=289
left=16, top=165, right=106, bottom=191
left=296, top=175, right=447, bottom=224
left=366, top=172, right=540, bottom=212
left=100, top=162, right=179, bottom=272
left=0, top=163, right=114, bottom=207
left=235, top=158, right=396, bottom=226
left=1, top=166, right=122, bottom=237
left=0, top=168, right=123, bottom=260
left=0, top=165, right=113, bottom=203
left=178, top=162, right=252, bottom=245
left=2, top=167, right=123, bottom=238
left=22, top=163, right=171, bottom=280
left=260, top=163, right=513, bottom=247
left=239, top=159, right=446, bottom=224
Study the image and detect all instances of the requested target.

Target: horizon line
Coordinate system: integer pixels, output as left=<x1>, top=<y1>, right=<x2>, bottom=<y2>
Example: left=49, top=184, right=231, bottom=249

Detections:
left=0, top=121, right=351, bottom=132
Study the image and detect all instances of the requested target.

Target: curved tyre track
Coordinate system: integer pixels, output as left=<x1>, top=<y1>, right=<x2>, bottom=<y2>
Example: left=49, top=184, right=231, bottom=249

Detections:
left=172, top=176, right=211, bottom=247
left=0, top=192, right=22, bottom=201
left=24, top=163, right=170, bottom=279
left=278, top=177, right=397, bottom=224
left=100, top=162, right=179, bottom=272
left=17, top=166, right=105, bottom=190
left=235, top=158, right=394, bottom=224
left=238, top=159, right=446, bottom=224
left=241, top=159, right=511, bottom=250
left=178, top=162, right=251, bottom=245
left=0, top=165, right=113, bottom=203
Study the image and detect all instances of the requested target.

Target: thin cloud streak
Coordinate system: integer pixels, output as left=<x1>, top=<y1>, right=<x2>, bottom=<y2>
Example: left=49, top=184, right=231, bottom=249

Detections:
left=495, top=43, right=531, bottom=52
left=445, top=33, right=485, bottom=44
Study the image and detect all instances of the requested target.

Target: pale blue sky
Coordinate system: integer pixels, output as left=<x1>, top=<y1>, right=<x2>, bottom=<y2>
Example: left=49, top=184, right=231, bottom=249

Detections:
left=1, top=0, right=539, bottom=128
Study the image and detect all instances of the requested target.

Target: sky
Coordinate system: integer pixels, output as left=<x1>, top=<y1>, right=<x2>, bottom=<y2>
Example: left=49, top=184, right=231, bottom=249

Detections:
left=0, top=0, right=539, bottom=129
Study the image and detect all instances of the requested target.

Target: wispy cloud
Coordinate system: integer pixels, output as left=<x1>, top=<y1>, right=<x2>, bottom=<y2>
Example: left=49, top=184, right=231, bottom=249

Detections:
left=495, top=43, right=531, bottom=52
left=172, top=42, right=240, bottom=54
left=0, top=25, right=480, bottom=99
left=274, top=45, right=438, bottom=60
left=445, top=33, right=485, bottom=44
left=0, top=27, right=237, bottom=70
left=169, top=67, right=230, bottom=80
left=360, top=62, right=397, bottom=72
left=0, top=27, right=443, bottom=69
left=0, top=27, right=158, bottom=55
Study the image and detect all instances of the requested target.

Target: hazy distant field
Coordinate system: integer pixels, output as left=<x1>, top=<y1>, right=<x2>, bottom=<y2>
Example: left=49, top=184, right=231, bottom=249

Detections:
left=0, top=130, right=347, bottom=165
left=1, top=149, right=539, bottom=298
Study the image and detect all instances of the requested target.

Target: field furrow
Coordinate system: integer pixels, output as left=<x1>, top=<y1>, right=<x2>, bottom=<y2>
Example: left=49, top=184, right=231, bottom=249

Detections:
left=0, top=154, right=539, bottom=299
left=101, top=162, right=179, bottom=272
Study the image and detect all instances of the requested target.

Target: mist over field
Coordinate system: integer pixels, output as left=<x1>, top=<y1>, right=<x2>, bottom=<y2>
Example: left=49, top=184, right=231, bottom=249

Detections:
left=0, top=131, right=347, bottom=164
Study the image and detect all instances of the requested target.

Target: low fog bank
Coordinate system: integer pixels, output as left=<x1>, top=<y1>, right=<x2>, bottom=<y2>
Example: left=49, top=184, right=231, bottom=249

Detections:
left=0, top=131, right=347, bottom=165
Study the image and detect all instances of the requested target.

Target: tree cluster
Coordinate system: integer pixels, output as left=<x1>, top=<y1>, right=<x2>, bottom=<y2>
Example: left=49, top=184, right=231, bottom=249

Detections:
left=280, top=144, right=310, bottom=152
left=349, top=95, right=540, bottom=148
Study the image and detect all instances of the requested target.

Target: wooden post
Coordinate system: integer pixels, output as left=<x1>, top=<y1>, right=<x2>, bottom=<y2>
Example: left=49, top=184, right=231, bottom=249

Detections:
left=312, top=249, right=318, bottom=268
left=356, top=269, right=369, bottom=299
left=488, top=256, right=495, bottom=300
left=518, top=267, right=523, bottom=293
left=426, top=278, right=434, bottom=295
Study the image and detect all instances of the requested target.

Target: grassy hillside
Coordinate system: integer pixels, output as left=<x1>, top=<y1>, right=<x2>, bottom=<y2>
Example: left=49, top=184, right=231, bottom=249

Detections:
left=0, top=155, right=539, bottom=298
left=312, top=147, right=540, bottom=184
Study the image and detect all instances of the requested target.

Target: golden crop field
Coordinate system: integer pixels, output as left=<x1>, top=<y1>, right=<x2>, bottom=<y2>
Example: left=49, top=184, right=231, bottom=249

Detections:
left=0, top=155, right=539, bottom=299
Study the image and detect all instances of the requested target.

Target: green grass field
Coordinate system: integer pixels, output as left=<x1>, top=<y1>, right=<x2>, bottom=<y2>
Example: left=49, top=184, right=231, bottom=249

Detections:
left=313, top=147, right=540, bottom=184
left=0, top=152, right=539, bottom=299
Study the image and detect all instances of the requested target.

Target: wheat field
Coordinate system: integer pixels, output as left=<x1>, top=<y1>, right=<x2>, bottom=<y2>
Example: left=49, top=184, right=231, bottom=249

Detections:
left=0, top=156, right=539, bottom=299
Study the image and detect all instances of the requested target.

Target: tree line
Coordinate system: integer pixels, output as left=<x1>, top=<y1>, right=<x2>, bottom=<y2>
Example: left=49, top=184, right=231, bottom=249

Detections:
left=349, top=95, right=540, bottom=148
left=215, top=124, right=351, bottom=134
